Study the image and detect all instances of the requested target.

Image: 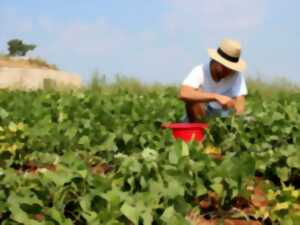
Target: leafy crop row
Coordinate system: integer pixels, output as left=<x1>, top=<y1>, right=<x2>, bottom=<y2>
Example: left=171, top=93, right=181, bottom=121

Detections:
left=0, top=89, right=299, bottom=224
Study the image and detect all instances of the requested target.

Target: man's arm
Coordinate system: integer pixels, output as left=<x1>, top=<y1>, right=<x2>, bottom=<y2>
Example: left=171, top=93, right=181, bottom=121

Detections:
left=178, top=85, right=233, bottom=106
left=179, top=85, right=216, bottom=102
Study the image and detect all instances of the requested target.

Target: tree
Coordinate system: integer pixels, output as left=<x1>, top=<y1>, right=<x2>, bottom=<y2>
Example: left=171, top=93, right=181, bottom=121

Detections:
left=7, top=39, right=36, bottom=57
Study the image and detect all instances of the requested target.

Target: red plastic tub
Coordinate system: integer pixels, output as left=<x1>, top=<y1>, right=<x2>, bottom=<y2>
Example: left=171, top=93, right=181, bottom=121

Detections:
left=162, top=123, right=208, bottom=143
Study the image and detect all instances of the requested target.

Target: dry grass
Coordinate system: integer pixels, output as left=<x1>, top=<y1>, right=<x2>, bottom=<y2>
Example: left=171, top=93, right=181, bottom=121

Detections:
left=247, top=77, right=299, bottom=97
left=88, top=71, right=177, bottom=94
left=88, top=72, right=299, bottom=97
left=0, top=55, right=58, bottom=70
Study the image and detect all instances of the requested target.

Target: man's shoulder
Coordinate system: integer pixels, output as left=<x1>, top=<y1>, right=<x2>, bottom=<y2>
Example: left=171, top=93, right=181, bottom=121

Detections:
left=190, top=64, right=205, bottom=71
left=233, top=72, right=246, bottom=82
left=188, top=64, right=207, bottom=76
left=182, top=64, right=207, bottom=87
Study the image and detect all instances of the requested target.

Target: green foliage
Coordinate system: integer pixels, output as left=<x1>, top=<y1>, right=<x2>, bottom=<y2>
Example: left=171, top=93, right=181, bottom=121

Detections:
left=7, top=39, right=36, bottom=57
left=0, top=85, right=299, bottom=224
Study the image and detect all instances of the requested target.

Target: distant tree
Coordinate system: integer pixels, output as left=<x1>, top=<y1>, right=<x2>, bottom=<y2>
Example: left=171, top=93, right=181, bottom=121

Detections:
left=7, top=39, right=36, bottom=57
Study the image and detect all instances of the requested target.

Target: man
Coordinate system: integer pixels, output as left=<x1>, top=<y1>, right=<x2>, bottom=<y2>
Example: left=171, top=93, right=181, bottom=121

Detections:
left=179, top=38, right=248, bottom=122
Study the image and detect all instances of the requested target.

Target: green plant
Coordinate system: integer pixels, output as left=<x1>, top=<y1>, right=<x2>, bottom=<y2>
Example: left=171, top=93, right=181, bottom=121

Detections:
left=0, top=82, right=299, bottom=224
left=7, top=39, right=36, bottom=57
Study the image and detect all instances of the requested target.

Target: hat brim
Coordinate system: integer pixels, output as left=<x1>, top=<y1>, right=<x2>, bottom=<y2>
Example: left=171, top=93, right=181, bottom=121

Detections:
left=208, top=48, right=247, bottom=72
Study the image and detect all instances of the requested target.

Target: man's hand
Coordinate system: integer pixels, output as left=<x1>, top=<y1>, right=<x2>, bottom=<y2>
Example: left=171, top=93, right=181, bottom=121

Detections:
left=215, top=95, right=246, bottom=115
left=215, top=94, right=233, bottom=107
left=224, top=100, right=236, bottom=109
left=224, top=96, right=246, bottom=115
left=233, top=96, right=246, bottom=115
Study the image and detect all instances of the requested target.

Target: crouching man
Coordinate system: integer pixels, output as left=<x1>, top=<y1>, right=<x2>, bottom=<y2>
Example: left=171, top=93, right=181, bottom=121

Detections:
left=179, top=38, right=248, bottom=122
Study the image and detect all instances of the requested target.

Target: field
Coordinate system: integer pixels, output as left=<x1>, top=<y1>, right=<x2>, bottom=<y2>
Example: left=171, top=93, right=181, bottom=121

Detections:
left=0, top=79, right=299, bottom=225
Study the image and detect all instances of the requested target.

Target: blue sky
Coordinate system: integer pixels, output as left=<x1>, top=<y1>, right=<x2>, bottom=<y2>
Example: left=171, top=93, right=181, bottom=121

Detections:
left=1, top=0, right=300, bottom=84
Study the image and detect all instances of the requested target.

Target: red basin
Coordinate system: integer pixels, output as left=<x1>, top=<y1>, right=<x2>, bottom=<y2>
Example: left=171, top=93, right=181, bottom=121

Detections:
left=162, top=123, right=208, bottom=143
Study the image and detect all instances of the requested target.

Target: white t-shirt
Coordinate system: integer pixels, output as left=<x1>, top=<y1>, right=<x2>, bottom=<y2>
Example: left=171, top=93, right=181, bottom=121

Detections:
left=182, top=63, right=248, bottom=109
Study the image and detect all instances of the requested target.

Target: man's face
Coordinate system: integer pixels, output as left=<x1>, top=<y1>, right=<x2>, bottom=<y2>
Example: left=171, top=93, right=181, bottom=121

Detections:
left=213, top=61, right=236, bottom=80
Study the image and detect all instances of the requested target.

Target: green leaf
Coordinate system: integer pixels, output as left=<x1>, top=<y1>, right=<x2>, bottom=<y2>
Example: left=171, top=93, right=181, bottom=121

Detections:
left=7, top=192, right=44, bottom=225
left=41, top=165, right=76, bottom=186
left=0, top=107, right=9, bottom=119
left=101, top=188, right=126, bottom=208
left=65, top=127, right=78, bottom=139
left=48, top=207, right=73, bottom=225
left=196, top=179, right=207, bottom=196
left=80, top=195, right=92, bottom=212
left=181, top=142, right=189, bottom=156
left=99, top=133, right=117, bottom=151
left=149, top=180, right=165, bottom=196
left=211, top=181, right=224, bottom=197
left=130, top=160, right=142, bottom=173
left=168, top=144, right=182, bottom=165
left=161, top=206, right=175, bottom=222
left=141, top=210, right=153, bottom=225
left=81, top=197, right=99, bottom=225
left=161, top=206, right=189, bottom=225
left=287, top=154, right=300, bottom=169
left=169, top=149, right=178, bottom=164
left=167, top=179, right=185, bottom=198
left=123, top=133, right=133, bottom=144
left=281, top=216, right=293, bottom=225
left=8, top=122, right=17, bottom=132
left=78, top=135, right=90, bottom=147
left=121, top=202, right=139, bottom=225
left=142, top=148, right=158, bottom=161
left=276, top=167, right=290, bottom=182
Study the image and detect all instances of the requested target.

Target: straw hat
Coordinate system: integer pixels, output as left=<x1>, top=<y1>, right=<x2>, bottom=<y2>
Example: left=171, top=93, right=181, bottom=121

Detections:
left=208, top=38, right=246, bottom=72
